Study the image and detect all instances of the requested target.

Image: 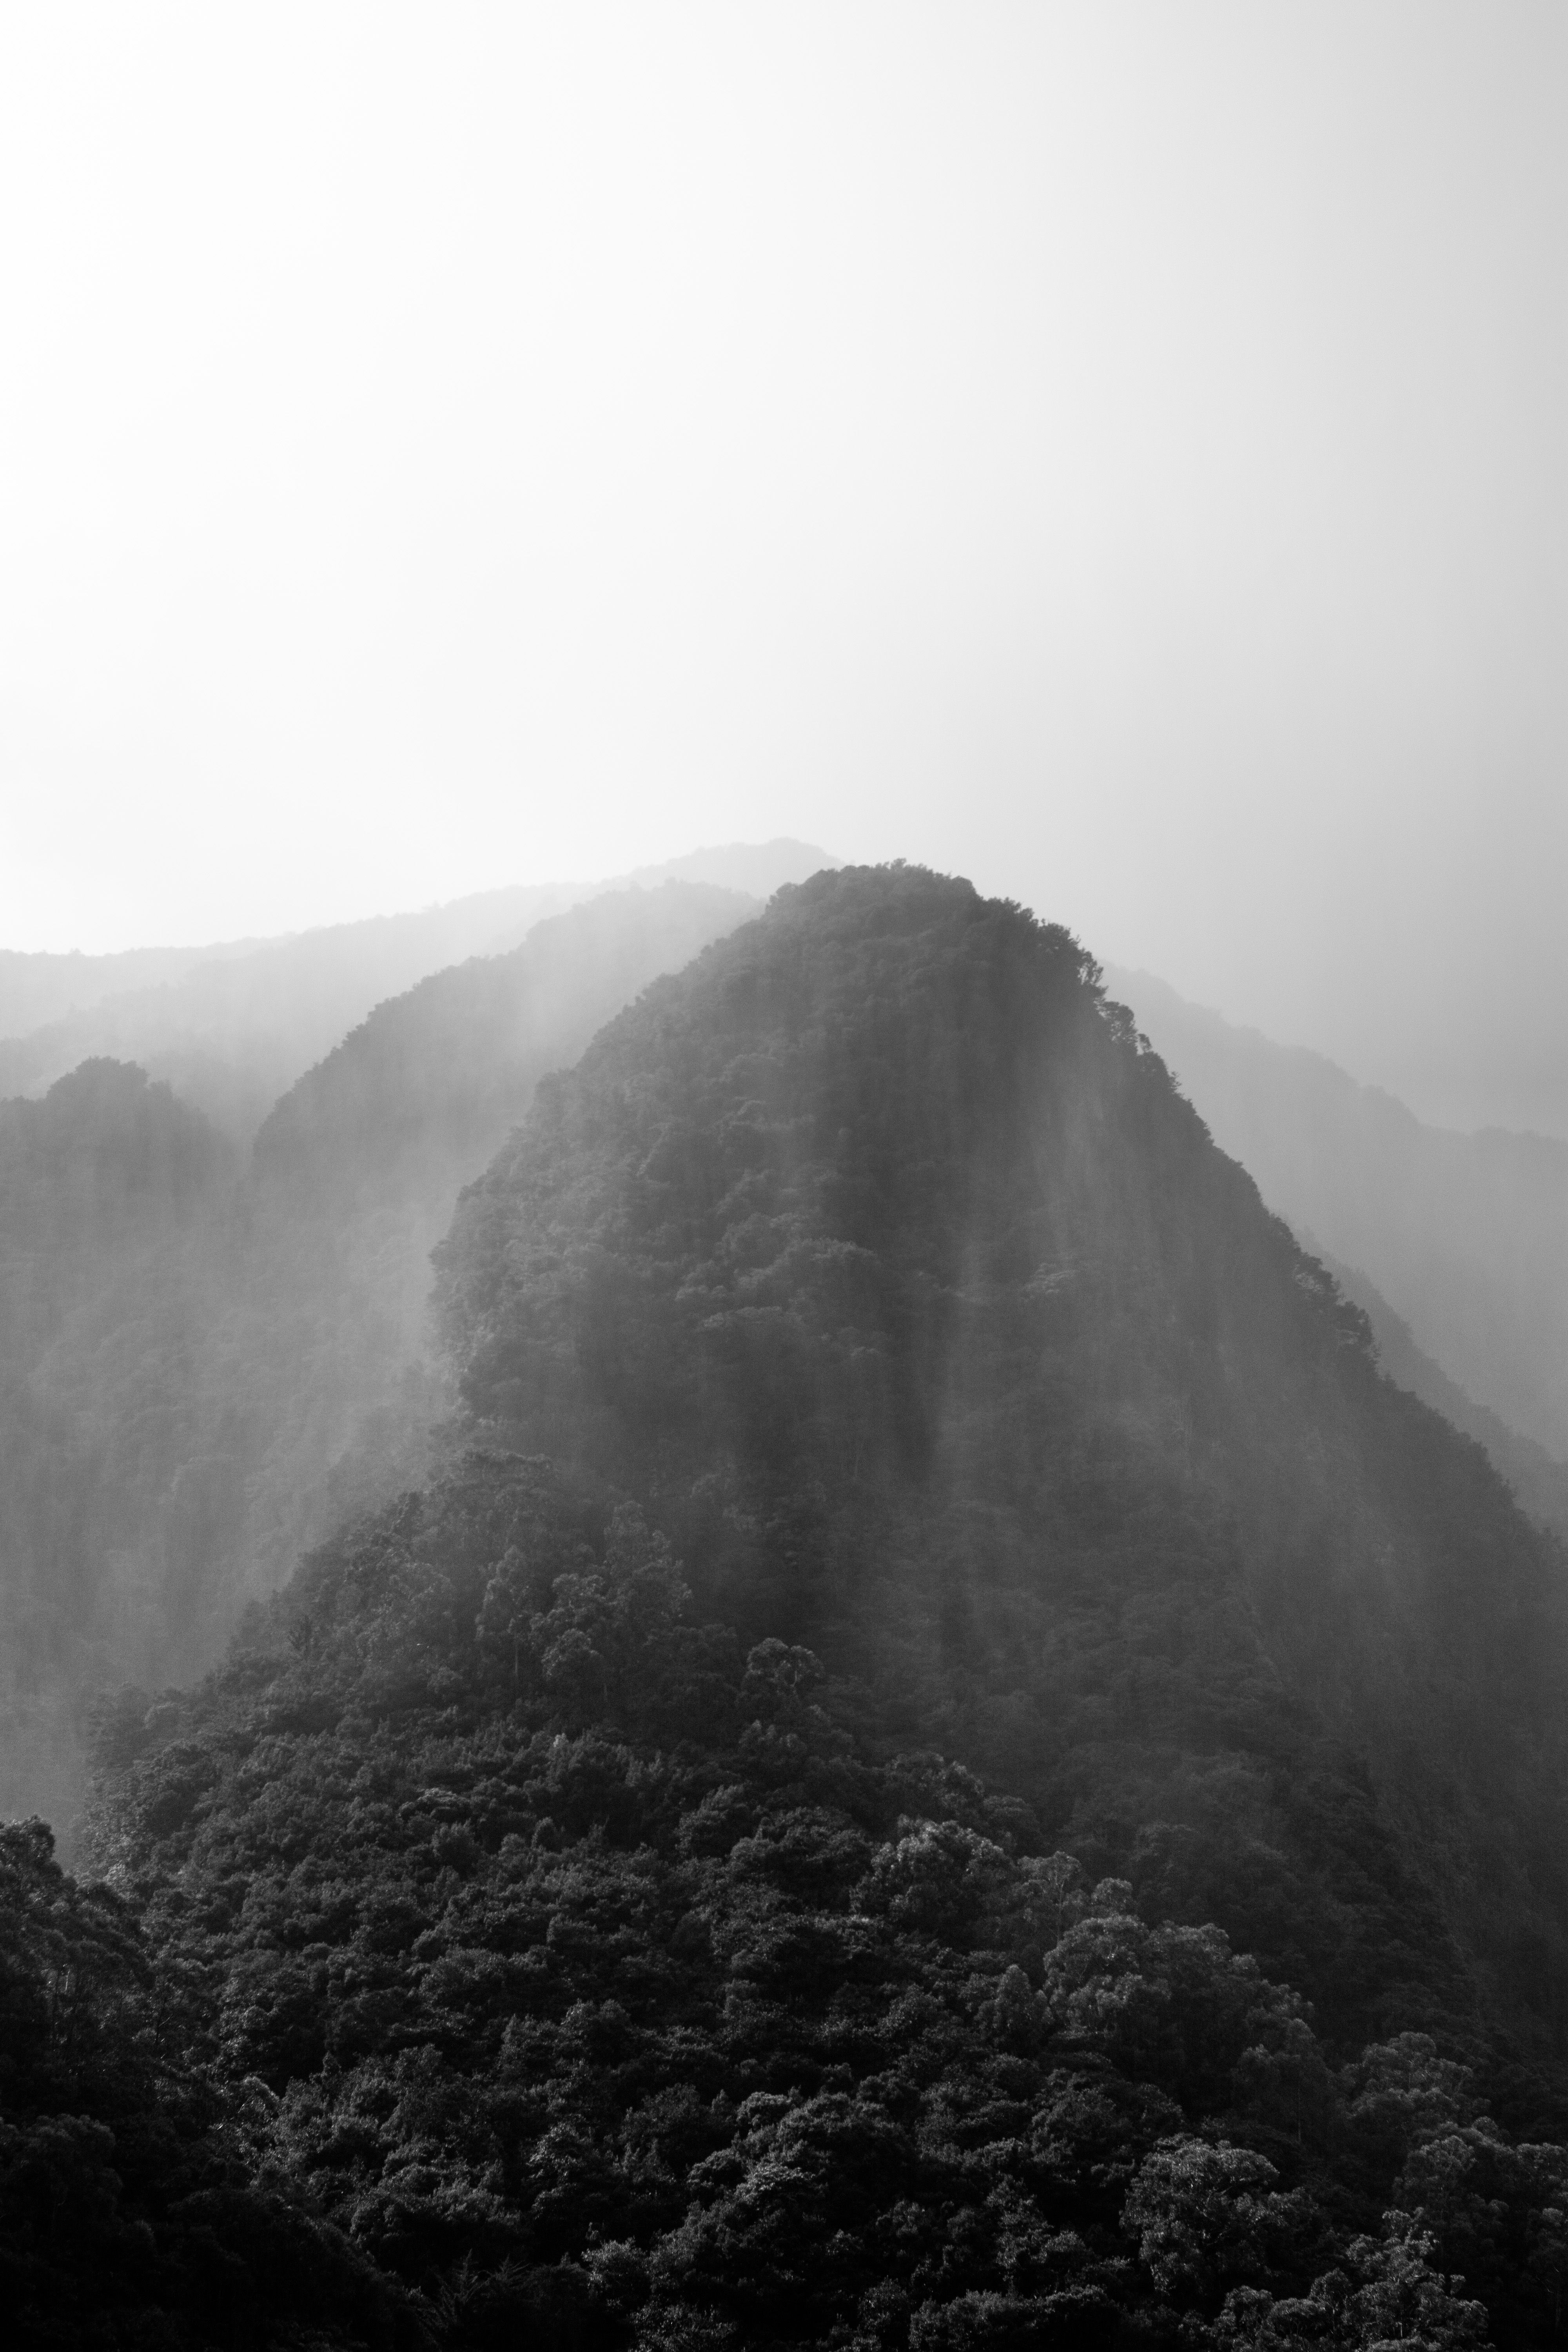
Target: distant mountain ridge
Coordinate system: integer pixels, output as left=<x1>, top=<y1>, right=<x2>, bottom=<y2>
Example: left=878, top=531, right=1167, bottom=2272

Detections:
left=233, top=881, right=767, bottom=1605
left=1106, top=963, right=1568, bottom=1471
left=0, top=874, right=779, bottom=1828
left=0, top=1060, right=237, bottom=1835
left=0, top=840, right=836, bottom=1140
left=1304, top=1242, right=1568, bottom=1539
left=251, top=880, right=758, bottom=1211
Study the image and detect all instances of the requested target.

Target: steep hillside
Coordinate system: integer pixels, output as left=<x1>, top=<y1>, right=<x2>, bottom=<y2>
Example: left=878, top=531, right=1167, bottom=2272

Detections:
left=0, top=1063, right=235, bottom=1826
left=0, top=885, right=760, bottom=1830
left=1107, top=966, right=1568, bottom=1465
left=0, top=883, right=575, bottom=1137
left=434, top=867, right=1568, bottom=2083
left=54, top=864, right=1568, bottom=2349
left=71, top=1449, right=1566, bottom=2350
left=0, top=841, right=833, bottom=1143
left=252, top=882, right=756, bottom=1214
left=1312, top=1248, right=1568, bottom=1542
left=234, top=884, right=763, bottom=1596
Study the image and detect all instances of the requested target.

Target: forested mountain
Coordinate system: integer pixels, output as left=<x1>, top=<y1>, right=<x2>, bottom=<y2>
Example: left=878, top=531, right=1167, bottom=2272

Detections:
left=1106, top=966, right=1568, bottom=1470
left=0, top=1063, right=238, bottom=1836
left=1308, top=1250, right=1568, bottom=1543
left=60, top=1453, right=1561, bottom=2350
left=0, top=842, right=830, bottom=1142
left=432, top=869, right=1568, bottom=2075
left=234, top=885, right=761, bottom=1603
left=14, top=864, right=1568, bottom=2347
left=252, top=883, right=755, bottom=1213
left=0, top=940, right=250, bottom=1034
left=0, top=886, right=576, bottom=1140
left=0, top=883, right=758, bottom=1831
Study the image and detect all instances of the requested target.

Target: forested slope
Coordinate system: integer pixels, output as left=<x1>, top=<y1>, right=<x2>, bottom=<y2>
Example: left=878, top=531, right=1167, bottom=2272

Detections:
left=1107, top=966, right=1568, bottom=1468
left=18, top=863, right=1568, bottom=2347
left=434, top=867, right=1568, bottom=2085
left=0, top=883, right=575, bottom=1141
left=0, top=885, right=755, bottom=1829
left=63, top=1456, right=1568, bottom=2348
left=232, top=884, right=760, bottom=1601
left=0, top=842, right=830, bottom=1143
left=0, top=1063, right=236, bottom=1827
left=1307, top=1250, right=1568, bottom=1542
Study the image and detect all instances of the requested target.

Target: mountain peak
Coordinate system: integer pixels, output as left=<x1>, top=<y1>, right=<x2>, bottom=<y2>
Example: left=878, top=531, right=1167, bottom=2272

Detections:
left=433, top=864, right=1568, bottom=2062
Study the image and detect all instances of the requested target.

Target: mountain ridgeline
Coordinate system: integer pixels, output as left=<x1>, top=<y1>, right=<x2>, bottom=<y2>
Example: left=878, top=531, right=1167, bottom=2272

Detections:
left=0, top=842, right=831, bottom=1144
left=0, top=882, right=759, bottom=1828
left=13, top=863, right=1568, bottom=2349
left=434, top=867, right=1568, bottom=2065
left=1305, top=1248, right=1568, bottom=1544
left=1106, top=965, right=1568, bottom=1473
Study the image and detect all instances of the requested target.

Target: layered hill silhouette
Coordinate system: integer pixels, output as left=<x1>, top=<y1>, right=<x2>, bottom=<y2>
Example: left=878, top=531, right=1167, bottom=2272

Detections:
left=0, top=1062, right=238, bottom=1831
left=1306, top=1247, right=1568, bottom=1544
left=0, top=881, right=761, bottom=1828
left=0, top=841, right=832, bottom=1142
left=234, top=883, right=762, bottom=1599
left=1107, top=966, right=1568, bottom=1477
left=55, top=864, right=1568, bottom=2350
left=435, top=866, right=1568, bottom=2074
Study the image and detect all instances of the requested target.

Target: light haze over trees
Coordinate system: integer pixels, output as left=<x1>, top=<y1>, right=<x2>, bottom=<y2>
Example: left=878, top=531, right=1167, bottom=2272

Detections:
left=12, top=865, right=1565, bottom=2350
left=0, top=863, right=820, bottom=1830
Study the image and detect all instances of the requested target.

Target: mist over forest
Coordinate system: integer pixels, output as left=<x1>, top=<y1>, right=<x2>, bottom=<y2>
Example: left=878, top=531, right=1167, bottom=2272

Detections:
left=0, top=847, right=824, bottom=1829
left=3, top=0, right=1562, bottom=2334
left=2, top=851, right=1567, bottom=2352
left=1105, top=969, right=1568, bottom=1528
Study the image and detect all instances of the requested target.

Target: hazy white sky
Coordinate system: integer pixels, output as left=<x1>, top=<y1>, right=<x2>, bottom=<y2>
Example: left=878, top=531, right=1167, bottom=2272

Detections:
left=0, top=4, right=1563, bottom=1126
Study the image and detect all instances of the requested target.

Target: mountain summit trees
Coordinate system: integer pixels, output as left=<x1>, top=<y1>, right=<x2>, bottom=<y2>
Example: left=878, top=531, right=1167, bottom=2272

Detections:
left=433, top=866, right=1568, bottom=2078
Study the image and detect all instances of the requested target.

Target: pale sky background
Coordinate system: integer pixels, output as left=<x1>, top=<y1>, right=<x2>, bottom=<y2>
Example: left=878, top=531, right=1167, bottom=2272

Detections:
left=0, top=3, right=1563, bottom=1131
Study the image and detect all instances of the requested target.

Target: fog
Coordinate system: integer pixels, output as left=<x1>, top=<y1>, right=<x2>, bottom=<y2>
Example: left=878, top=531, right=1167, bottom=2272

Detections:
left=9, top=20, right=1568, bottom=2317
left=1, top=3, right=1561, bottom=1131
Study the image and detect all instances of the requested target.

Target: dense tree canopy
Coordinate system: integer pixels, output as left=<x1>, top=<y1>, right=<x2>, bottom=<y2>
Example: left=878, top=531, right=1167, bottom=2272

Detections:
left=432, top=867, right=1568, bottom=2092
left=0, top=886, right=751, bottom=1828
left=11, top=864, right=1568, bottom=2344
left=65, top=1453, right=1568, bottom=2347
